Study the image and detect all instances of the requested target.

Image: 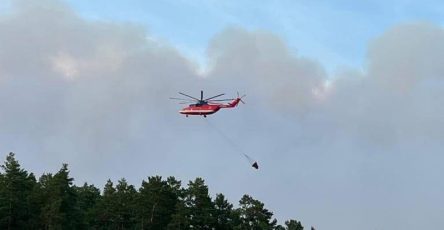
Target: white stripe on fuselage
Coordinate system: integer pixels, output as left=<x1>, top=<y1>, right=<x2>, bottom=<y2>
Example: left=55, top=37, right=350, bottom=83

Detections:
left=180, top=110, right=215, bottom=113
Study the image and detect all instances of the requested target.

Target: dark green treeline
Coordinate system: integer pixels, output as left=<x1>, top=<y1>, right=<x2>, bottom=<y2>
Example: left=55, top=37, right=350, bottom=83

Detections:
left=0, top=152, right=304, bottom=230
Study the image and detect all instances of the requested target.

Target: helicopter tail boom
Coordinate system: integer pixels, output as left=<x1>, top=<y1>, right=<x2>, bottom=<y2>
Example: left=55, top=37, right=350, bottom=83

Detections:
left=220, top=98, right=241, bottom=108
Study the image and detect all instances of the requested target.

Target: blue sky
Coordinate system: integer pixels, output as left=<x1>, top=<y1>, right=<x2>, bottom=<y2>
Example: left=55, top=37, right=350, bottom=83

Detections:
left=63, top=0, right=444, bottom=73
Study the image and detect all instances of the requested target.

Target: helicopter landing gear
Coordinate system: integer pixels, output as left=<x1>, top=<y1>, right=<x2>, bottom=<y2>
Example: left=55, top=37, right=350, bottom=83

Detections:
left=204, top=115, right=207, bottom=118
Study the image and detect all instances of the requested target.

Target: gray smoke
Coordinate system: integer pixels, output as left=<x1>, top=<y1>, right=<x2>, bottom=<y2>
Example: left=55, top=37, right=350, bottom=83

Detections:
left=324, top=23, right=444, bottom=145
left=1, top=1, right=444, bottom=229
left=206, top=27, right=327, bottom=114
left=0, top=0, right=199, bottom=171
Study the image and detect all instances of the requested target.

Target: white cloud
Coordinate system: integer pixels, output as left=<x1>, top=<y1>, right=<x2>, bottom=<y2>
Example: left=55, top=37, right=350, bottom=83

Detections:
left=50, top=52, right=79, bottom=79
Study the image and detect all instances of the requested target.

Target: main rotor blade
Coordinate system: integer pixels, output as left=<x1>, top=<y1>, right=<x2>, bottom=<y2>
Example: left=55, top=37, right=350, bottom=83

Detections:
left=205, top=93, right=225, bottom=101
left=201, top=90, right=203, bottom=101
left=169, top=97, right=195, bottom=101
left=178, top=92, right=200, bottom=101
left=207, top=98, right=235, bottom=101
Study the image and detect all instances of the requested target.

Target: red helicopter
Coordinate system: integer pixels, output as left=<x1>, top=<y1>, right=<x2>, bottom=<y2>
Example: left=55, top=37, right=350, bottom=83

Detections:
left=170, top=90, right=245, bottom=117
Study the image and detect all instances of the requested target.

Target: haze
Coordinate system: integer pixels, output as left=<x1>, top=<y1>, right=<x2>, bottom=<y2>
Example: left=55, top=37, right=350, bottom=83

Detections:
left=1, top=0, right=443, bottom=229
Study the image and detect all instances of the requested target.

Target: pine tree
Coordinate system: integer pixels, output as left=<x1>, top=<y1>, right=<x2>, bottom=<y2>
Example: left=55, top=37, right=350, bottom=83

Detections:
left=95, top=178, right=137, bottom=229
left=39, top=164, right=81, bottom=230
left=236, top=194, right=277, bottom=230
left=0, top=152, right=37, bottom=229
left=0, top=153, right=306, bottom=229
left=96, top=179, right=118, bottom=229
left=167, top=199, right=190, bottom=230
left=285, top=219, right=304, bottom=230
left=74, top=183, right=101, bottom=228
left=168, top=178, right=217, bottom=230
left=115, top=178, right=137, bottom=229
left=184, top=178, right=216, bottom=229
left=214, top=193, right=235, bottom=230
left=137, top=176, right=181, bottom=229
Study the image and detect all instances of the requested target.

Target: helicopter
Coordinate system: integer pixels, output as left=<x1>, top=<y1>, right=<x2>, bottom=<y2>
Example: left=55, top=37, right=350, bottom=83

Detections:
left=170, top=90, right=245, bottom=117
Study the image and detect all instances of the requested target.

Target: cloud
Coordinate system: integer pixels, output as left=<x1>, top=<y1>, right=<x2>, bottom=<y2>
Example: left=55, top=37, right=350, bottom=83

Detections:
left=206, top=27, right=327, bottom=114
left=0, top=0, right=197, bottom=164
left=1, top=1, right=443, bottom=158
left=201, top=23, right=444, bottom=146
left=321, top=23, right=444, bottom=145
left=368, top=22, right=444, bottom=91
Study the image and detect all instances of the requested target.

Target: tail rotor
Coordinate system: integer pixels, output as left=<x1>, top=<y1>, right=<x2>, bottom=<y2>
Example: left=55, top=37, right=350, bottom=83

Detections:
left=237, top=92, right=246, bottom=104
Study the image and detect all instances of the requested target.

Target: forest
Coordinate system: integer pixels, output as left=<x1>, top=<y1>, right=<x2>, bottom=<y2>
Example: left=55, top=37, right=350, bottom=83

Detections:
left=0, top=152, right=306, bottom=230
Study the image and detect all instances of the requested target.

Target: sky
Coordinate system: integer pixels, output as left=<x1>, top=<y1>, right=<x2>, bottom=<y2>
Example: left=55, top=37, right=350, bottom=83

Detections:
left=1, top=0, right=444, bottom=229
left=63, top=0, right=444, bottom=73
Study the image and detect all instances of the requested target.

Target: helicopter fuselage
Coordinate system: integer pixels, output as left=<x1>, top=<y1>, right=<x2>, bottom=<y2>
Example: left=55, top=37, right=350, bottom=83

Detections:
left=179, top=98, right=241, bottom=117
